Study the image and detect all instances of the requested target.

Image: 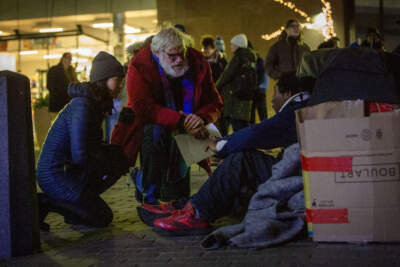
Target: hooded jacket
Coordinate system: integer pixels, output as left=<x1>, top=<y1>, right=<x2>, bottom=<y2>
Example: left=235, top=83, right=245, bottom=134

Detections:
left=110, top=45, right=223, bottom=163
left=216, top=47, right=257, bottom=121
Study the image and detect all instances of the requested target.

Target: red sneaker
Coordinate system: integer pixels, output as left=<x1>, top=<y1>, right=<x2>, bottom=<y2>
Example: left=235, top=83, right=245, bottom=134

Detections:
left=141, top=202, right=178, bottom=215
left=137, top=201, right=180, bottom=227
left=153, top=202, right=211, bottom=236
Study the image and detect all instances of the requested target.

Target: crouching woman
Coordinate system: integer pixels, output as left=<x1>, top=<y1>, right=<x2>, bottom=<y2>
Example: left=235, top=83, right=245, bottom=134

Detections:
left=37, top=51, right=129, bottom=230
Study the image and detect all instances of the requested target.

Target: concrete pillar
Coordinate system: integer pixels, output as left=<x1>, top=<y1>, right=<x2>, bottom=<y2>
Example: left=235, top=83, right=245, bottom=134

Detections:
left=0, top=71, right=40, bottom=259
left=113, top=12, right=125, bottom=62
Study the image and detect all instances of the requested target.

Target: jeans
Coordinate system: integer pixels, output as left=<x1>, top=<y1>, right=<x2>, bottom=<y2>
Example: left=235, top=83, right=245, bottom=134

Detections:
left=190, top=150, right=280, bottom=221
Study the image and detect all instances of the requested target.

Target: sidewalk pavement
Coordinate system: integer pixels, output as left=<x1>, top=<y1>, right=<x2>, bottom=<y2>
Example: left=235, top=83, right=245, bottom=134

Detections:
left=1, top=168, right=400, bottom=267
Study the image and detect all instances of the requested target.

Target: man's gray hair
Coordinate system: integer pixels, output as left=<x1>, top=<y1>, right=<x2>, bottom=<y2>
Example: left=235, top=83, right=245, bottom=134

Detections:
left=151, top=27, right=194, bottom=53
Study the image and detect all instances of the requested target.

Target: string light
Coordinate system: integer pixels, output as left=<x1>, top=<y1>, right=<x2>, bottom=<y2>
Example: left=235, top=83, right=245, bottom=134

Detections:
left=261, top=26, right=285, bottom=41
left=273, top=0, right=311, bottom=22
left=262, top=0, right=337, bottom=41
left=321, top=0, right=336, bottom=39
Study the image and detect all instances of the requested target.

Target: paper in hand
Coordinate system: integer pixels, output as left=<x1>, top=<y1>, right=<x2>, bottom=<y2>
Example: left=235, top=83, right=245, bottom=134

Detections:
left=175, top=123, right=222, bottom=166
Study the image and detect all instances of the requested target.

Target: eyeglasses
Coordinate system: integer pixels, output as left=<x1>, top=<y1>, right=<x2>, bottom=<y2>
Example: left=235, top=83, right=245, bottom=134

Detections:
left=162, top=50, right=186, bottom=61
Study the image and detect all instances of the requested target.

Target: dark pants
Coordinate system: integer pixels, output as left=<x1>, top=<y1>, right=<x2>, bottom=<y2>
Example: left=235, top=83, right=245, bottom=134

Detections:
left=139, top=124, right=190, bottom=203
left=251, top=91, right=267, bottom=124
left=219, top=117, right=249, bottom=135
left=190, top=150, right=280, bottom=222
left=39, top=144, right=129, bottom=228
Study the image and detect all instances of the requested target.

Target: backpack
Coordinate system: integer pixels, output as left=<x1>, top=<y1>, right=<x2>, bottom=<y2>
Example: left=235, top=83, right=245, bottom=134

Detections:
left=308, top=48, right=400, bottom=106
left=233, top=62, right=257, bottom=100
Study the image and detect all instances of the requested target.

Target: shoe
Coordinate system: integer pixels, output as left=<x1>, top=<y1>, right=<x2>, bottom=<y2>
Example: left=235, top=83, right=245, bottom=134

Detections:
left=64, top=215, right=83, bottom=226
left=153, top=202, right=211, bottom=236
left=37, top=193, right=50, bottom=232
left=137, top=200, right=186, bottom=227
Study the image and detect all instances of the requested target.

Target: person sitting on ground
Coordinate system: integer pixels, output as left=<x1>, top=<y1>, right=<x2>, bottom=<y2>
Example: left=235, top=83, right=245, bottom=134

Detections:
left=110, top=27, right=223, bottom=211
left=150, top=72, right=312, bottom=235
left=37, top=51, right=129, bottom=231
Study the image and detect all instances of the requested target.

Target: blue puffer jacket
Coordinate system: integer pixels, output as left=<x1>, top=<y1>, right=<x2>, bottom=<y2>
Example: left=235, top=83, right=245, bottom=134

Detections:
left=37, top=82, right=105, bottom=202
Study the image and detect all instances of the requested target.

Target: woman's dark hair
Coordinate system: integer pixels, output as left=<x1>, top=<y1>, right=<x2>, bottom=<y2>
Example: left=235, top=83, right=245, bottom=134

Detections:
left=277, top=72, right=315, bottom=95
left=90, top=79, right=114, bottom=116
left=201, top=36, right=215, bottom=48
left=277, top=72, right=300, bottom=94
left=317, top=37, right=339, bottom=49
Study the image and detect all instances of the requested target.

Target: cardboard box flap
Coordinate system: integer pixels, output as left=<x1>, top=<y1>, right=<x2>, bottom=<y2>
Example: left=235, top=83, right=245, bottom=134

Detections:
left=296, top=100, right=365, bottom=123
left=297, top=109, right=400, bottom=153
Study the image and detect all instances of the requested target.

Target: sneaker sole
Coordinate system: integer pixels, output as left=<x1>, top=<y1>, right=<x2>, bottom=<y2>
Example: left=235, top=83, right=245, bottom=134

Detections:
left=137, top=206, right=172, bottom=227
left=152, top=225, right=213, bottom=236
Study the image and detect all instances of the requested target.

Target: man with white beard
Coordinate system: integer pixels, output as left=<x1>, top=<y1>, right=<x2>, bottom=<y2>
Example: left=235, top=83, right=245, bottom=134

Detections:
left=111, top=27, right=223, bottom=223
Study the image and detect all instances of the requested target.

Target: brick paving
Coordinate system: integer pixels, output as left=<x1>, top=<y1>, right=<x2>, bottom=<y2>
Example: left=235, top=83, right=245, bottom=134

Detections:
left=1, top=168, right=400, bottom=267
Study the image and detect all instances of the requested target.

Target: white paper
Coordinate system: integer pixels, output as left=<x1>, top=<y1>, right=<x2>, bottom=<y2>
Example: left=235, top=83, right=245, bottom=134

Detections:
left=175, top=123, right=222, bottom=165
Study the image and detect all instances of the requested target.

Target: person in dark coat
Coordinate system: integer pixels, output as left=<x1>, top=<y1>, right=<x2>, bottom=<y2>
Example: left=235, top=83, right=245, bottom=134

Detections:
left=152, top=73, right=311, bottom=234
left=265, top=19, right=310, bottom=80
left=201, top=35, right=227, bottom=83
left=248, top=41, right=268, bottom=123
left=360, top=28, right=385, bottom=51
left=216, top=33, right=257, bottom=135
left=37, top=51, right=129, bottom=231
left=110, top=27, right=223, bottom=208
left=47, top=52, right=78, bottom=113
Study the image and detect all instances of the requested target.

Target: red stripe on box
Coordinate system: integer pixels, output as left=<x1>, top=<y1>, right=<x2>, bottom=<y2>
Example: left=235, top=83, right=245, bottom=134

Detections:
left=301, top=155, right=353, bottom=172
left=306, top=209, right=349, bottom=224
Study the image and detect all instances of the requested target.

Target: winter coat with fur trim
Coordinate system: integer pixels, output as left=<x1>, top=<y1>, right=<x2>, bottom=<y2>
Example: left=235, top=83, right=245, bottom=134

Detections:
left=110, top=45, right=223, bottom=163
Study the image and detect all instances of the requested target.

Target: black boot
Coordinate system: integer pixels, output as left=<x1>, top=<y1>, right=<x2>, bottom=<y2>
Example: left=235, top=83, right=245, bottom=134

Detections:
left=37, top=193, right=50, bottom=232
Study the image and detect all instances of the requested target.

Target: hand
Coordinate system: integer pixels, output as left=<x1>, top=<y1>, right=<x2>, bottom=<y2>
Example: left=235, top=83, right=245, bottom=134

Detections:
left=184, top=113, right=204, bottom=131
left=187, top=125, right=209, bottom=140
left=206, top=139, right=217, bottom=153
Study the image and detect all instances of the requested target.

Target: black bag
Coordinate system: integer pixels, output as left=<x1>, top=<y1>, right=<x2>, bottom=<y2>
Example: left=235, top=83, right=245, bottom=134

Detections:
left=233, top=62, right=257, bottom=100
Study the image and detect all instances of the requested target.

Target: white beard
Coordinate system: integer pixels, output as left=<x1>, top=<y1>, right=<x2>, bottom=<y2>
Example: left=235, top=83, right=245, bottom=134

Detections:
left=159, top=56, right=189, bottom=78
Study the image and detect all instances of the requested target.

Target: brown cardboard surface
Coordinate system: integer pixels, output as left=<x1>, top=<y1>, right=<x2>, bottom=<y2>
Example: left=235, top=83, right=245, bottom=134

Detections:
left=312, top=207, right=400, bottom=242
left=298, top=111, right=400, bottom=153
left=297, top=101, right=400, bottom=242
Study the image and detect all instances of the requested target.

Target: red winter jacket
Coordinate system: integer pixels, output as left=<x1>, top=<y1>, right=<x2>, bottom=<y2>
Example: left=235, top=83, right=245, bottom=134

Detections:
left=111, top=45, right=223, bottom=164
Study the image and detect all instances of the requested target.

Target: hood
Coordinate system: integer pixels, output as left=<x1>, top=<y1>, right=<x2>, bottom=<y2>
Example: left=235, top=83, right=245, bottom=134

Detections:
left=235, top=47, right=257, bottom=62
left=68, top=82, right=95, bottom=99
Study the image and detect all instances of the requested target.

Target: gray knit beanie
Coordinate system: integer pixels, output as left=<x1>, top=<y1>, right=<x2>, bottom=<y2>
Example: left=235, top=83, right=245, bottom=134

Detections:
left=231, top=34, right=248, bottom=48
left=90, top=51, right=125, bottom=82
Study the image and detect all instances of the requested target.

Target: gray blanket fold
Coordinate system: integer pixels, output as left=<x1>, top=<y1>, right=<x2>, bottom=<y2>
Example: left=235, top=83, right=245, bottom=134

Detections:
left=201, top=144, right=305, bottom=249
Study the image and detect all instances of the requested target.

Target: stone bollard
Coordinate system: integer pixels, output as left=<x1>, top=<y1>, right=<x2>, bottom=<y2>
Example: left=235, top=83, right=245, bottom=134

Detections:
left=0, top=71, right=40, bottom=258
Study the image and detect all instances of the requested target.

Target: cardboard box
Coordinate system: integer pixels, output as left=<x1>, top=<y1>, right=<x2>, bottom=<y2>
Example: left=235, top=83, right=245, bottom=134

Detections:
left=296, top=101, right=400, bottom=242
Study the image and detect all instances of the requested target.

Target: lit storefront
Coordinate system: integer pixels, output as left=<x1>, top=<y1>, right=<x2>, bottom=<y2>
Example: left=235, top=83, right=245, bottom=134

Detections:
left=0, top=9, right=157, bottom=99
